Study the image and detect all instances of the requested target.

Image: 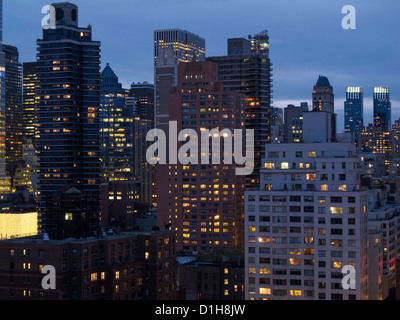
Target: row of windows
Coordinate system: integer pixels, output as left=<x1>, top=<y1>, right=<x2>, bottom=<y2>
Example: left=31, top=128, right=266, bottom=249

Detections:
left=248, top=195, right=357, bottom=203
left=247, top=205, right=357, bottom=214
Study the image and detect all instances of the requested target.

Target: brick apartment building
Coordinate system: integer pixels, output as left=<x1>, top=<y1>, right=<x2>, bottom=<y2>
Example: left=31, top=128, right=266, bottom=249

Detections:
left=0, top=230, right=176, bottom=300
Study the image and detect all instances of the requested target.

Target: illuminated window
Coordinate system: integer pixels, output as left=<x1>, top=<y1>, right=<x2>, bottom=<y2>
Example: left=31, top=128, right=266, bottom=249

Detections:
left=281, top=162, right=289, bottom=170
left=321, top=184, right=328, bottom=191
left=338, top=185, right=346, bottom=191
left=65, top=212, right=73, bottom=221
left=290, top=290, right=302, bottom=296
left=115, top=271, right=120, bottom=280
left=290, top=258, right=301, bottom=265
left=248, top=267, right=256, bottom=274
left=259, top=288, right=271, bottom=295
left=91, top=273, right=98, bottom=281
left=265, top=163, right=275, bottom=169
left=308, top=151, right=316, bottom=158
left=332, top=261, right=343, bottom=269
left=306, top=174, right=316, bottom=181
left=259, top=268, right=271, bottom=274
left=330, top=207, right=343, bottom=214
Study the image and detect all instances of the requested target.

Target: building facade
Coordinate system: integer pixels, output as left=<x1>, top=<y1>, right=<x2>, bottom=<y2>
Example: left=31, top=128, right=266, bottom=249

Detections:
left=156, top=59, right=245, bottom=253
left=244, top=143, right=369, bottom=300
left=373, top=87, right=391, bottom=132
left=207, top=31, right=273, bottom=189
left=36, top=3, right=102, bottom=239
left=22, top=62, right=38, bottom=147
left=0, top=230, right=177, bottom=300
left=154, top=29, right=205, bottom=137
left=2, top=44, right=23, bottom=174
left=344, top=87, right=363, bottom=142
left=100, top=63, right=134, bottom=183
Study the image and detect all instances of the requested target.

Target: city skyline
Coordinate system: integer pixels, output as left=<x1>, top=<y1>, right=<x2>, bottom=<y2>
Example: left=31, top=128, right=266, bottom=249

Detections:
left=2, top=0, right=399, bottom=132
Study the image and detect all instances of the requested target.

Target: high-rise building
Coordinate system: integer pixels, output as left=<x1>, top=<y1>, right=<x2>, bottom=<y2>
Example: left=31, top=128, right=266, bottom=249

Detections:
left=36, top=3, right=102, bottom=239
left=154, top=29, right=205, bottom=137
left=357, top=123, right=392, bottom=172
left=2, top=44, right=23, bottom=174
left=0, top=0, right=9, bottom=193
left=244, top=142, right=369, bottom=300
left=344, top=87, right=363, bottom=141
left=156, top=59, right=245, bottom=253
left=100, top=63, right=134, bottom=183
left=283, top=103, right=309, bottom=143
left=305, top=76, right=337, bottom=143
left=130, top=81, right=154, bottom=125
left=207, top=31, right=273, bottom=188
left=312, top=75, right=334, bottom=113
left=133, top=118, right=153, bottom=206
left=373, top=87, right=391, bottom=132
left=22, top=62, right=38, bottom=146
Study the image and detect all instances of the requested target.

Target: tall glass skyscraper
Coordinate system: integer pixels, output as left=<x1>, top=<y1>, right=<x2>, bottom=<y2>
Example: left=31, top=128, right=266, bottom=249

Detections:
left=3, top=44, right=23, bottom=173
left=36, top=3, right=102, bottom=239
left=374, top=87, right=391, bottom=132
left=0, top=0, right=6, bottom=178
left=22, top=62, right=38, bottom=146
left=100, top=63, right=134, bottom=182
left=344, top=86, right=363, bottom=141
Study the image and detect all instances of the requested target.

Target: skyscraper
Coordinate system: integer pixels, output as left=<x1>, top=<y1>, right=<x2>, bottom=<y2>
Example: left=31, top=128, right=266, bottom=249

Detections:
left=344, top=87, right=363, bottom=141
left=305, top=76, right=337, bottom=143
left=207, top=31, right=273, bottom=188
left=100, top=63, right=134, bottom=182
left=0, top=0, right=8, bottom=189
left=22, top=62, right=38, bottom=146
left=312, top=76, right=334, bottom=113
left=283, top=102, right=309, bottom=143
left=130, top=81, right=154, bottom=125
left=154, top=29, right=205, bottom=136
left=373, top=87, right=391, bottom=132
left=3, top=44, right=23, bottom=174
left=156, top=59, right=245, bottom=253
left=36, top=2, right=102, bottom=239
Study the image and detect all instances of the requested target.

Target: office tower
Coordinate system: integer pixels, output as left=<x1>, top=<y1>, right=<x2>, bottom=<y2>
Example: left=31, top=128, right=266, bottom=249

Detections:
left=305, top=76, right=337, bottom=143
left=0, top=230, right=177, bottom=300
left=133, top=118, right=153, bottom=205
left=100, top=63, right=134, bottom=182
left=22, top=62, right=38, bottom=146
left=3, top=44, right=23, bottom=174
left=344, top=87, right=364, bottom=141
left=284, top=103, right=309, bottom=143
left=130, top=81, right=154, bottom=125
left=36, top=3, right=102, bottom=239
left=156, top=59, right=245, bottom=253
left=373, top=87, right=391, bottom=132
left=312, top=75, right=334, bottom=113
left=154, top=28, right=205, bottom=136
left=0, top=0, right=9, bottom=193
left=244, top=142, right=369, bottom=300
left=207, top=31, right=273, bottom=188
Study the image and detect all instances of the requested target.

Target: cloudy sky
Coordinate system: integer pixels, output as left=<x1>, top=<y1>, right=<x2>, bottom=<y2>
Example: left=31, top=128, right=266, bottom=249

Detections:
left=3, top=0, right=400, bottom=132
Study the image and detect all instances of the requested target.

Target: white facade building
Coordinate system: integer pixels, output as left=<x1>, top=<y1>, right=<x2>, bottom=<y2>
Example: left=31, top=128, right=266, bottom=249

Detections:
left=244, top=142, right=369, bottom=300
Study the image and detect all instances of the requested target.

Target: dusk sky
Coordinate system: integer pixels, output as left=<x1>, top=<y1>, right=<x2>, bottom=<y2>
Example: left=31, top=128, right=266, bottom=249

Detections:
left=4, top=0, right=400, bottom=132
